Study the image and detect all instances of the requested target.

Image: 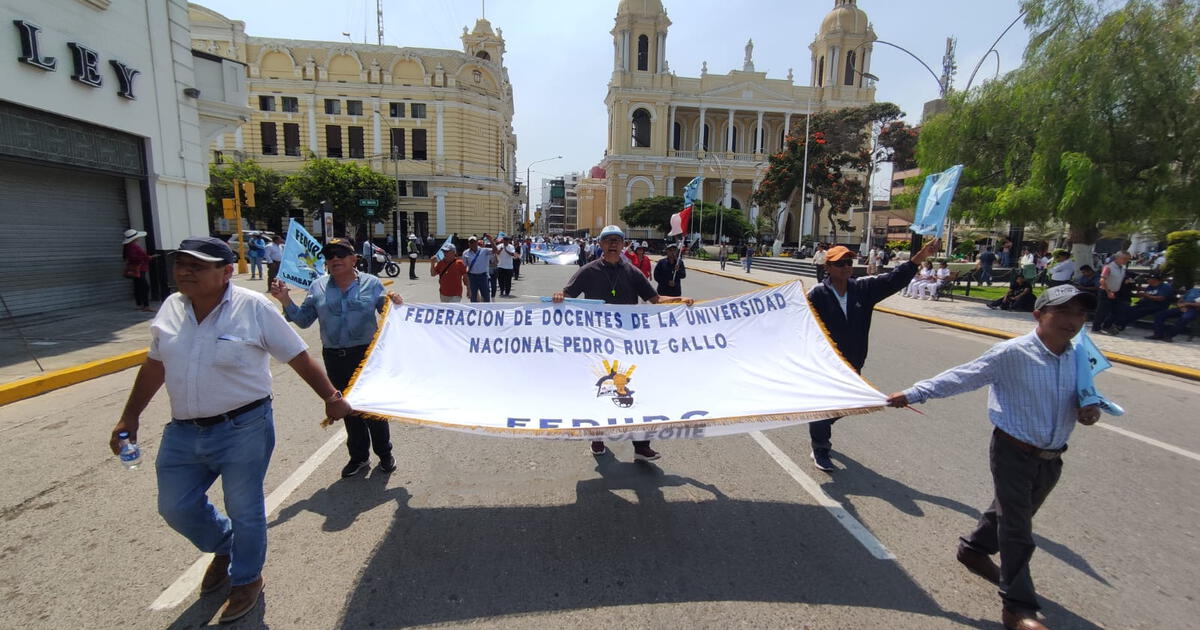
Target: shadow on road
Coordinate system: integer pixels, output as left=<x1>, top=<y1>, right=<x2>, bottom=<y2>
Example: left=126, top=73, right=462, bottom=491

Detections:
left=332, top=457, right=989, bottom=629
left=268, top=468, right=410, bottom=532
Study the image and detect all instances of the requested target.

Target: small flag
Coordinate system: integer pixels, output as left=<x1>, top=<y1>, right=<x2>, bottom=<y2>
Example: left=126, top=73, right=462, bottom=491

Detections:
left=910, top=165, right=963, bottom=237
left=278, top=219, right=326, bottom=289
left=1073, top=329, right=1124, bottom=416
left=669, top=176, right=703, bottom=237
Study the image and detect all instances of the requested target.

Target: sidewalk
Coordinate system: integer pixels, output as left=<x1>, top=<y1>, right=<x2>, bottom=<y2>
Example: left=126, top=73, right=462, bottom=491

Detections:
left=683, top=257, right=1200, bottom=374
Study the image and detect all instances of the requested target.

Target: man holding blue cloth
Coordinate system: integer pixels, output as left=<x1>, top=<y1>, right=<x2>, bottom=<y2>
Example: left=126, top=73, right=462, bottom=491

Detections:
left=886, top=284, right=1102, bottom=630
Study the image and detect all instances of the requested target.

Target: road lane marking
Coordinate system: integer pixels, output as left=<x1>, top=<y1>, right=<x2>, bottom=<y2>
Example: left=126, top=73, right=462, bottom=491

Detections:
left=1097, top=423, right=1200, bottom=463
left=749, top=431, right=896, bottom=560
left=149, top=427, right=348, bottom=611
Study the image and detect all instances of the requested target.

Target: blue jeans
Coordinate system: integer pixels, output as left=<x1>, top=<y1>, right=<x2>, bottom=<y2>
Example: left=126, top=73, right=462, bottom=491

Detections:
left=155, top=402, right=275, bottom=586
left=467, top=273, right=490, bottom=302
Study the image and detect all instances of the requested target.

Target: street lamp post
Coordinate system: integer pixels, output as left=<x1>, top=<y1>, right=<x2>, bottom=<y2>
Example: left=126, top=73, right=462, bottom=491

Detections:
left=525, top=156, right=561, bottom=236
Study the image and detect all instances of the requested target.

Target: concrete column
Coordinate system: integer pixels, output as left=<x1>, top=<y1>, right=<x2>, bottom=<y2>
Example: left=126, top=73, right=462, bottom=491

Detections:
left=784, top=112, right=792, bottom=143
left=726, top=108, right=735, bottom=152
left=435, top=191, right=446, bottom=235
left=667, top=174, right=674, bottom=197
left=657, top=32, right=666, bottom=72
left=372, top=97, right=382, bottom=156
left=234, top=127, right=244, bottom=151
left=723, top=178, right=732, bottom=208
left=306, top=95, right=318, bottom=153
left=621, top=31, right=630, bottom=71
left=755, top=110, right=764, bottom=153
left=668, top=105, right=676, bottom=150
left=698, top=107, right=707, bottom=150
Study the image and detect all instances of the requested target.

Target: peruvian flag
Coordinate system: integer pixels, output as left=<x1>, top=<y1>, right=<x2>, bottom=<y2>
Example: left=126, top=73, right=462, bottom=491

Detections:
left=669, top=176, right=703, bottom=237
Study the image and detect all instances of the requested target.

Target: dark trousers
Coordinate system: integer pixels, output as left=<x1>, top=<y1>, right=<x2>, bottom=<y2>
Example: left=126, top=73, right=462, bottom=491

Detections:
left=1154, top=307, right=1197, bottom=339
left=1092, top=294, right=1123, bottom=330
left=323, top=346, right=391, bottom=463
left=809, top=417, right=838, bottom=450
left=489, top=270, right=499, bottom=297
left=497, top=268, right=513, bottom=296
left=979, top=266, right=993, bottom=285
left=815, top=265, right=826, bottom=283
left=960, top=429, right=1063, bottom=614
left=131, top=273, right=150, bottom=308
left=266, top=261, right=280, bottom=290
left=512, top=258, right=521, bottom=280
left=408, top=256, right=418, bottom=279
left=1116, top=302, right=1167, bottom=328
left=467, top=273, right=490, bottom=302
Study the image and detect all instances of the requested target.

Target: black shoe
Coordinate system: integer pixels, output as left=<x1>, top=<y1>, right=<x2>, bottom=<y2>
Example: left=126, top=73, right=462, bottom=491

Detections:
left=341, top=460, right=369, bottom=478
left=1146, top=334, right=1163, bottom=340
left=633, top=445, right=661, bottom=461
left=811, top=449, right=835, bottom=472
left=377, top=455, right=396, bottom=473
left=957, top=546, right=1000, bottom=584
left=590, top=441, right=607, bottom=456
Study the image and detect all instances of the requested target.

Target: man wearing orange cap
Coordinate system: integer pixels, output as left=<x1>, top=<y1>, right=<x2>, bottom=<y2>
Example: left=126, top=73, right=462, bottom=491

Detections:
left=806, top=239, right=941, bottom=471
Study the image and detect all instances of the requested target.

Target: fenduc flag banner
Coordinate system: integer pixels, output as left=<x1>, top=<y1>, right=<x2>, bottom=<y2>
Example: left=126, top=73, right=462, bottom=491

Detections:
left=278, top=218, right=326, bottom=289
left=345, top=281, right=888, bottom=440
left=910, top=165, right=964, bottom=237
left=669, top=176, right=704, bottom=237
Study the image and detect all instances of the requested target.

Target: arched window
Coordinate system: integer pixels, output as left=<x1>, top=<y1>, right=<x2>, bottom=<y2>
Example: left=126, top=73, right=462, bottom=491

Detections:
left=475, top=50, right=491, bottom=61
left=730, top=198, right=742, bottom=210
left=844, top=50, right=857, bottom=85
left=673, top=121, right=681, bottom=150
left=702, top=124, right=710, bottom=151
left=637, top=35, right=649, bottom=71
left=631, top=108, right=651, bottom=148
left=817, top=56, right=825, bottom=86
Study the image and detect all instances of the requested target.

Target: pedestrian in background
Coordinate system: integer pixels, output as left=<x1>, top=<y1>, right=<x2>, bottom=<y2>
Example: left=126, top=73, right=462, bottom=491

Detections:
left=407, top=234, right=421, bottom=280
left=247, top=232, right=267, bottom=280
left=1047, top=251, right=1076, bottom=287
left=265, top=235, right=283, bottom=291
left=813, top=244, right=828, bottom=283
left=110, top=237, right=350, bottom=624
left=496, top=237, right=517, bottom=297
left=270, top=237, right=401, bottom=479
left=806, top=239, right=939, bottom=472
left=887, top=285, right=1101, bottom=630
left=1092, top=251, right=1130, bottom=334
left=462, top=236, right=492, bottom=303
left=654, top=242, right=686, bottom=296
left=743, top=242, right=754, bottom=273
left=978, top=246, right=997, bottom=286
left=718, top=241, right=729, bottom=271
left=123, top=228, right=154, bottom=312
left=431, top=243, right=468, bottom=302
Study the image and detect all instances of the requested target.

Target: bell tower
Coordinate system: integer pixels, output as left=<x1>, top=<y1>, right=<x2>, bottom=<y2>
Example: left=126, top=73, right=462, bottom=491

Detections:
left=611, top=0, right=670, bottom=78
left=810, top=0, right=875, bottom=90
left=462, top=17, right=504, bottom=64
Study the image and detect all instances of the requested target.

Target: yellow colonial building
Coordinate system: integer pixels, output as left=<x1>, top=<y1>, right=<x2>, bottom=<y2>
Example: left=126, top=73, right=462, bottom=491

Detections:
left=188, top=4, right=517, bottom=239
left=602, top=0, right=876, bottom=242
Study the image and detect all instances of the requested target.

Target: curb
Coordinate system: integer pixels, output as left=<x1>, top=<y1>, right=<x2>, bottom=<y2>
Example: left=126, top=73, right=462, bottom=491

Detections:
left=0, top=349, right=148, bottom=406
left=689, top=265, right=1200, bottom=383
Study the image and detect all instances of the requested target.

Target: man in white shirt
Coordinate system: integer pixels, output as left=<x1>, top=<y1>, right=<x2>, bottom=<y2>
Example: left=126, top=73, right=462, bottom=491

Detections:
left=494, top=237, right=518, bottom=297
left=264, top=234, right=283, bottom=291
left=1047, top=251, right=1076, bottom=287
left=108, top=237, right=351, bottom=623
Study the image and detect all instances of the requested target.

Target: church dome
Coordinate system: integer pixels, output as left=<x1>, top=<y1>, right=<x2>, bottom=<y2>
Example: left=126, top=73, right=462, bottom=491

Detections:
left=820, top=0, right=869, bottom=35
left=617, top=0, right=665, bottom=17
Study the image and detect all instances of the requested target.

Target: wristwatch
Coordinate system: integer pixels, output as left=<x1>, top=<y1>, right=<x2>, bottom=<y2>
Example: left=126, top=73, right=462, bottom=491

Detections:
left=324, top=391, right=343, bottom=403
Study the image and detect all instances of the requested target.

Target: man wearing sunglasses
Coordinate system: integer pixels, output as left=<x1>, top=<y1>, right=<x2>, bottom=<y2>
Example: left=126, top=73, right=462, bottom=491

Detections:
left=806, top=239, right=941, bottom=472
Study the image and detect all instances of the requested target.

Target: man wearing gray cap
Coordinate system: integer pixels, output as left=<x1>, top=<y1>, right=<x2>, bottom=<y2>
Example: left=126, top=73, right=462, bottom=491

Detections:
left=885, top=284, right=1102, bottom=630
left=108, top=236, right=352, bottom=623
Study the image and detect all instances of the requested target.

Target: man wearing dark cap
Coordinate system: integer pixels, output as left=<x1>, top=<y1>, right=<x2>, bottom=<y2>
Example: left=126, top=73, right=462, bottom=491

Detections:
left=886, top=284, right=1102, bottom=630
left=109, top=237, right=352, bottom=623
left=806, top=239, right=940, bottom=472
left=653, top=242, right=686, bottom=297
left=1108, top=273, right=1174, bottom=335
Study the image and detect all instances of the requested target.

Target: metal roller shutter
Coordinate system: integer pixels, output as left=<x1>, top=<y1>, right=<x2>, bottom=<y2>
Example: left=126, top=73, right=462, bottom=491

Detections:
left=0, top=160, right=129, bottom=317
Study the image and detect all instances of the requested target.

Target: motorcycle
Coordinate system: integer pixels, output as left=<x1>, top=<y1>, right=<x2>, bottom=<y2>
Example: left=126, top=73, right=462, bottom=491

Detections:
left=358, top=244, right=400, bottom=277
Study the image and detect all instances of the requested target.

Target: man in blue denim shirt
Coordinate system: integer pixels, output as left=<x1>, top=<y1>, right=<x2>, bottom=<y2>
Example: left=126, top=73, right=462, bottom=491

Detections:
left=271, top=238, right=402, bottom=478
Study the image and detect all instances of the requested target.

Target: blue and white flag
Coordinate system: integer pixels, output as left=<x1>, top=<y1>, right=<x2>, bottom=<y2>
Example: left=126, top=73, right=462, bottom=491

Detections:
left=278, top=218, right=325, bottom=289
left=1072, top=329, right=1125, bottom=416
left=910, top=165, right=963, bottom=237
left=434, top=234, right=455, bottom=262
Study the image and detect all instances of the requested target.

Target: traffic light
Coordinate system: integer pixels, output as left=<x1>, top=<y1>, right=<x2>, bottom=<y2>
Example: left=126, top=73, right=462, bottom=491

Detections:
left=241, top=181, right=256, bottom=207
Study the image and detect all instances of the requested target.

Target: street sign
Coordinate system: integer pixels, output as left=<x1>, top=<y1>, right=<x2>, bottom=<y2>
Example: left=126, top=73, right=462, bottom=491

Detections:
left=359, top=199, right=379, bottom=207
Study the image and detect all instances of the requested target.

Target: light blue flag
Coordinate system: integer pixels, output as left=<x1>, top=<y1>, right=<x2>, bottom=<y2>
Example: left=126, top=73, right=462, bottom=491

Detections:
left=1072, top=329, right=1125, bottom=416
left=278, top=218, right=326, bottom=289
left=910, top=164, right=964, bottom=237
left=682, top=176, right=703, bottom=209
left=434, top=234, right=454, bottom=262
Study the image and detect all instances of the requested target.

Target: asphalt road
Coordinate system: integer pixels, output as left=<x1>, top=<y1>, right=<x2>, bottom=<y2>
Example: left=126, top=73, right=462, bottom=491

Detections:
left=0, top=261, right=1196, bottom=629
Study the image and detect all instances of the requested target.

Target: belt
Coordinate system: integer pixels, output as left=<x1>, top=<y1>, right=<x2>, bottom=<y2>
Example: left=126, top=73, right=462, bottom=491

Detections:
left=322, top=344, right=369, bottom=358
left=175, top=396, right=271, bottom=428
left=995, top=428, right=1065, bottom=460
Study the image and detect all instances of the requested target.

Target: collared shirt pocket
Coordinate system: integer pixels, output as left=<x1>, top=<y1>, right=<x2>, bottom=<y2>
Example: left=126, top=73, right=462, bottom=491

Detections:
left=213, top=335, right=254, bottom=368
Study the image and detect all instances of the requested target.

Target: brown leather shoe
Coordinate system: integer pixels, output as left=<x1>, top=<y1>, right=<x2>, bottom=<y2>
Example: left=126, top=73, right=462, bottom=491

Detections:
left=1003, top=607, right=1049, bottom=630
left=957, top=546, right=1000, bottom=584
left=218, top=576, right=264, bottom=624
left=200, top=554, right=231, bottom=594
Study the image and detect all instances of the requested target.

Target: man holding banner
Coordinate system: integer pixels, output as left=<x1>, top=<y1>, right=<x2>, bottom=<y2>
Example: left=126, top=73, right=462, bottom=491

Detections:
left=886, top=284, right=1103, bottom=630
left=552, top=224, right=694, bottom=462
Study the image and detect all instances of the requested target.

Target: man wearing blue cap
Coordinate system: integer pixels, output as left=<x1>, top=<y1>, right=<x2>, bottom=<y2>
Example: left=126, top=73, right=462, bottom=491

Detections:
left=109, top=236, right=352, bottom=623
left=552, top=225, right=693, bottom=462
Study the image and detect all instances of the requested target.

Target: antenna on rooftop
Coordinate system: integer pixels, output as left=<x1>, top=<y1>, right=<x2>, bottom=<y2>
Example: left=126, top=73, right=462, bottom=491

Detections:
left=377, top=0, right=384, bottom=45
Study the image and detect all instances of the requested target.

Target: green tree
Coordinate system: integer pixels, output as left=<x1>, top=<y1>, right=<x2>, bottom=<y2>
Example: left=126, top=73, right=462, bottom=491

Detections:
left=206, top=160, right=293, bottom=232
left=618, top=195, right=753, bottom=240
left=281, top=157, right=397, bottom=228
left=917, top=0, right=1200, bottom=264
left=753, top=102, right=908, bottom=244
left=1164, top=230, right=1200, bottom=290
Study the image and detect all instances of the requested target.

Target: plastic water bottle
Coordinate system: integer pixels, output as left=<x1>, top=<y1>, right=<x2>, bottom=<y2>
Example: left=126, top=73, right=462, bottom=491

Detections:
left=117, top=431, right=142, bottom=470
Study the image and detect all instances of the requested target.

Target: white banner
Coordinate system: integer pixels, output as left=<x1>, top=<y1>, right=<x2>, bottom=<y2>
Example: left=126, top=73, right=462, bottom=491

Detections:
left=345, top=282, right=886, bottom=440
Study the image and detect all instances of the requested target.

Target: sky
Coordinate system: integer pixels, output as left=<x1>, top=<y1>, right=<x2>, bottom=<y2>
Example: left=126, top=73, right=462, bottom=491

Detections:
left=194, top=0, right=1031, bottom=186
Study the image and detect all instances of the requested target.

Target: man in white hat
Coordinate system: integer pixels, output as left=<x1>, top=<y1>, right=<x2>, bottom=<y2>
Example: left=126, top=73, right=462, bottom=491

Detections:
left=552, top=225, right=693, bottom=462
left=122, top=229, right=154, bottom=311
